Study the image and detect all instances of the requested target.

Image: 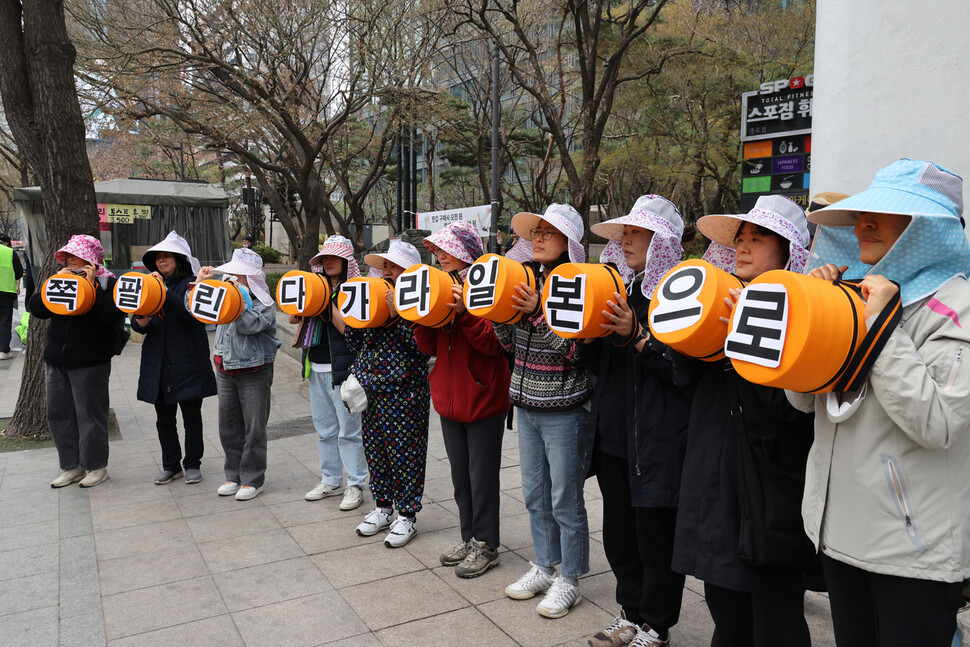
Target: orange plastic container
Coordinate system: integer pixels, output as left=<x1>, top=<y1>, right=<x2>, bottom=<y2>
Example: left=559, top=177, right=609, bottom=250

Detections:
left=187, top=279, right=246, bottom=325
left=394, top=264, right=459, bottom=328
left=462, top=253, right=537, bottom=325
left=41, top=272, right=97, bottom=316
left=648, top=259, right=746, bottom=361
left=726, top=270, right=867, bottom=393
left=338, top=277, right=395, bottom=328
left=113, top=272, right=167, bottom=316
left=541, top=263, right=626, bottom=339
left=275, top=270, right=333, bottom=318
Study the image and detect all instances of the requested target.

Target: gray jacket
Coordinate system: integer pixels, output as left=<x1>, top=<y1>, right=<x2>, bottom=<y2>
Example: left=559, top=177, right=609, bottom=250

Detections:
left=212, top=299, right=281, bottom=370
left=787, top=276, right=970, bottom=582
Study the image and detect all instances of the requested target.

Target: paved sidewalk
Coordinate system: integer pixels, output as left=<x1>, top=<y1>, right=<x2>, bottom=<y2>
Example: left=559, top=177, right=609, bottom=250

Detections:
left=0, top=316, right=845, bottom=647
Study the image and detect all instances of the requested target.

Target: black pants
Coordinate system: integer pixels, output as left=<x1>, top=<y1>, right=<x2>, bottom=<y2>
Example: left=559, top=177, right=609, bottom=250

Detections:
left=821, top=553, right=964, bottom=647
left=155, top=398, right=204, bottom=471
left=704, top=581, right=810, bottom=647
left=0, top=292, right=14, bottom=353
left=440, top=413, right=505, bottom=549
left=593, top=449, right=684, bottom=638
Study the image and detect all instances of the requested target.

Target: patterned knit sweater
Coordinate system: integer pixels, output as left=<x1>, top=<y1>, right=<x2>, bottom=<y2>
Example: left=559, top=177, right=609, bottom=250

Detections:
left=494, top=310, right=591, bottom=412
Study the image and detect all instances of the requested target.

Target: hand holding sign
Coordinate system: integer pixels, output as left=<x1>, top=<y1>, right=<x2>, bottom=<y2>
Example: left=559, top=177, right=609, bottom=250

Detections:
left=448, top=284, right=466, bottom=317
left=859, top=275, right=899, bottom=320
left=511, top=282, right=539, bottom=314
left=601, top=291, right=635, bottom=338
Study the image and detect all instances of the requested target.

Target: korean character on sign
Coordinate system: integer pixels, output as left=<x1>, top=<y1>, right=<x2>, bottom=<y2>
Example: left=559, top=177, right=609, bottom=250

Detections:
left=724, top=284, right=789, bottom=368
left=747, top=107, right=764, bottom=121
left=278, top=274, right=306, bottom=313
left=798, top=98, right=813, bottom=119
left=465, top=256, right=500, bottom=309
left=395, top=267, right=430, bottom=316
left=778, top=100, right=795, bottom=121
left=339, top=281, right=370, bottom=321
left=190, top=282, right=227, bottom=323
left=649, top=266, right=706, bottom=334
left=760, top=104, right=779, bottom=121
left=46, top=277, right=80, bottom=311
left=544, top=274, right=586, bottom=333
left=115, top=275, right=143, bottom=311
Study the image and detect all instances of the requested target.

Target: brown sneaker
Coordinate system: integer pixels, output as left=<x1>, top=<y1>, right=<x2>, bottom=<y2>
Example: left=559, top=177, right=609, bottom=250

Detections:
left=440, top=539, right=472, bottom=566
left=629, top=624, right=669, bottom=647
left=455, top=539, right=499, bottom=578
left=589, top=610, right=638, bottom=646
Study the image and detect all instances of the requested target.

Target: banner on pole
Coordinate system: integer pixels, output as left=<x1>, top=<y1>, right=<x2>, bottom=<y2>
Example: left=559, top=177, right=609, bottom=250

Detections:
left=416, top=205, right=491, bottom=236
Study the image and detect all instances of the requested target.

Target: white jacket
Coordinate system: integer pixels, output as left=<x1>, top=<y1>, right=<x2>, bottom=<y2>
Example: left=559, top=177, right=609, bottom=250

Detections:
left=787, top=276, right=970, bottom=582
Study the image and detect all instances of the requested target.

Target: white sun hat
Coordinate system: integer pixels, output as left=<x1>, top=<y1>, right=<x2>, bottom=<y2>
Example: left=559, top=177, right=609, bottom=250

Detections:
left=143, top=231, right=201, bottom=277
left=363, top=240, right=422, bottom=271
left=213, top=247, right=273, bottom=306
left=507, top=203, right=586, bottom=264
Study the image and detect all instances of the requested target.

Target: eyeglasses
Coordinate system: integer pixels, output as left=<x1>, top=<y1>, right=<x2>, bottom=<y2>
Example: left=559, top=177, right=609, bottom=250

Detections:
left=529, top=228, right=562, bottom=241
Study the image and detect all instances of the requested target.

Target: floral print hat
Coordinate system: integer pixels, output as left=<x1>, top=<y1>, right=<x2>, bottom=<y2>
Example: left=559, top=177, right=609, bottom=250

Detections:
left=592, top=194, right=685, bottom=299
left=55, top=234, right=114, bottom=278
left=423, top=221, right=485, bottom=279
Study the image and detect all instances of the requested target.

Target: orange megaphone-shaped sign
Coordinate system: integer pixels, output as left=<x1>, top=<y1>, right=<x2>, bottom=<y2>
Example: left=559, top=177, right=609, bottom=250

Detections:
left=275, top=270, right=333, bottom=318
left=462, top=253, right=537, bottom=325
left=187, top=279, right=246, bottom=325
left=541, top=263, right=626, bottom=339
left=42, top=273, right=97, bottom=316
left=113, top=272, right=167, bottom=317
left=338, top=277, right=395, bottom=328
left=394, top=264, right=459, bottom=328
left=648, top=259, right=746, bottom=361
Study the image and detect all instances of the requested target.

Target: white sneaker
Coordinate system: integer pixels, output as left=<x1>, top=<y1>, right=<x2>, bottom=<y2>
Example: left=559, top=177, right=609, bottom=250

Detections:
left=536, top=576, right=581, bottom=618
left=50, top=467, right=86, bottom=488
left=356, top=507, right=393, bottom=536
left=339, top=485, right=363, bottom=511
left=630, top=624, right=669, bottom=646
left=235, top=485, right=262, bottom=501
left=384, top=516, right=417, bottom=548
left=0, top=352, right=13, bottom=360
left=79, top=468, right=109, bottom=488
left=217, top=481, right=240, bottom=496
left=305, top=482, right=341, bottom=501
left=504, top=562, right=555, bottom=600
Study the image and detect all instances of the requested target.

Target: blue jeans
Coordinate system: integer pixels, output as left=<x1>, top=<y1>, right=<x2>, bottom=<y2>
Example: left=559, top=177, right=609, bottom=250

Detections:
left=517, top=406, right=590, bottom=579
left=309, top=370, right=367, bottom=488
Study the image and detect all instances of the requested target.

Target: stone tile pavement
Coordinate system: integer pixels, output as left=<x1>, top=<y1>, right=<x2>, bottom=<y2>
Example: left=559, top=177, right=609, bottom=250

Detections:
left=0, top=309, right=847, bottom=646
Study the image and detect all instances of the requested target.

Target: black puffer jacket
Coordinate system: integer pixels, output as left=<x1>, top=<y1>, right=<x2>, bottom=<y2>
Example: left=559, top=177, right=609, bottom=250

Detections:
left=130, top=274, right=217, bottom=405
left=28, top=276, right=124, bottom=369
left=305, top=316, right=355, bottom=386
left=580, top=284, right=690, bottom=508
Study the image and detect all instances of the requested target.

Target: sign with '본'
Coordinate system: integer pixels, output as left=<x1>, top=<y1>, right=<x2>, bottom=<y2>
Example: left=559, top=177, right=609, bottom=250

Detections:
left=724, top=284, right=789, bottom=368
left=544, top=274, right=587, bottom=334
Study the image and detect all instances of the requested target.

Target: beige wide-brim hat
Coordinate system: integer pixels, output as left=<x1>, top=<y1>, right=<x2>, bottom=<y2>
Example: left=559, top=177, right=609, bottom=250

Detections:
left=363, top=240, right=422, bottom=271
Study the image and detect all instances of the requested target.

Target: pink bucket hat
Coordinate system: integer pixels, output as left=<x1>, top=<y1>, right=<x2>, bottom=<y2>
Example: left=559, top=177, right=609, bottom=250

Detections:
left=143, top=231, right=201, bottom=277
left=214, top=247, right=273, bottom=306
left=507, top=203, right=586, bottom=264
left=309, top=235, right=361, bottom=279
left=422, top=221, right=485, bottom=266
left=593, top=195, right=685, bottom=299
left=55, top=234, right=114, bottom=278
left=698, top=195, right=810, bottom=274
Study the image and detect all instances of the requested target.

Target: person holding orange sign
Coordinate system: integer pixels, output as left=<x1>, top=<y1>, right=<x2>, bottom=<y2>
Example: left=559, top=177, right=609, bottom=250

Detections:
left=295, top=235, right=367, bottom=512
left=787, top=159, right=970, bottom=647
left=346, top=241, right=430, bottom=548
left=28, top=234, right=124, bottom=489
left=131, top=232, right=216, bottom=487
left=414, top=221, right=511, bottom=578
left=196, top=247, right=281, bottom=502
left=671, top=196, right=821, bottom=647
left=580, top=195, right=692, bottom=647
left=496, top=204, right=592, bottom=619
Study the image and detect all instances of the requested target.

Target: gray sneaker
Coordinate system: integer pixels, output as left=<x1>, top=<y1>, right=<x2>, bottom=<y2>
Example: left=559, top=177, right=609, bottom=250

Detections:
left=184, top=468, right=202, bottom=484
left=440, top=540, right=472, bottom=567
left=339, top=485, right=363, bottom=511
left=455, top=539, right=499, bottom=578
left=154, top=469, right=183, bottom=485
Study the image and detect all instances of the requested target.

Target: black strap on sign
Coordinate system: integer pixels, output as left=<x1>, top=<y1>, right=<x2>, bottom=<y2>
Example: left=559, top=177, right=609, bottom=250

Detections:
left=832, top=279, right=903, bottom=393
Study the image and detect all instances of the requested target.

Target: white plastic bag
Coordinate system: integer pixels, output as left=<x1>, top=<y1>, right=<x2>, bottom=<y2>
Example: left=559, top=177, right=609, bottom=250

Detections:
left=340, top=373, right=368, bottom=413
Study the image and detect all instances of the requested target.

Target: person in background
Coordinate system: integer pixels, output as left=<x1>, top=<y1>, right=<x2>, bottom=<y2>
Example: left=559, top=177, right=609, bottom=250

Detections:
left=131, top=232, right=217, bottom=486
left=241, top=235, right=255, bottom=249
left=346, top=240, right=430, bottom=548
left=415, top=221, right=511, bottom=578
left=196, top=247, right=281, bottom=501
left=582, top=195, right=692, bottom=647
left=497, top=204, right=591, bottom=619
left=0, top=233, right=23, bottom=360
left=297, top=235, right=367, bottom=512
left=789, top=159, right=970, bottom=647
left=673, top=195, right=822, bottom=647
left=28, top=234, right=123, bottom=488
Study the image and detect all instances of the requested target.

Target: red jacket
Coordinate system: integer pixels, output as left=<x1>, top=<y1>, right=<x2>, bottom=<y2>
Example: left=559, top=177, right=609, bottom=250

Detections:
left=414, top=313, right=511, bottom=423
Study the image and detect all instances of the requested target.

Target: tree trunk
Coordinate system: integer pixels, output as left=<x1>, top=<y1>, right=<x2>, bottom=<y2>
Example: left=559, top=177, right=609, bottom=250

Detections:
left=0, top=0, right=100, bottom=438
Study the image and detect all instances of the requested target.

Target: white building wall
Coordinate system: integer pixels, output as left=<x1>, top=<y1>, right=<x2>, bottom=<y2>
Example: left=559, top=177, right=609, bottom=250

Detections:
left=812, top=0, right=970, bottom=234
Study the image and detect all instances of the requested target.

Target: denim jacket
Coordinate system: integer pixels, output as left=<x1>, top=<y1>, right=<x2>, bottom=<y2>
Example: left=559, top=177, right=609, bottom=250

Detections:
left=212, top=300, right=281, bottom=370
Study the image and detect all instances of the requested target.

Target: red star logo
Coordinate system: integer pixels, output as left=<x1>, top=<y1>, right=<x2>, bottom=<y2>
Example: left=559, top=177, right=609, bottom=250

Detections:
left=789, top=76, right=805, bottom=89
